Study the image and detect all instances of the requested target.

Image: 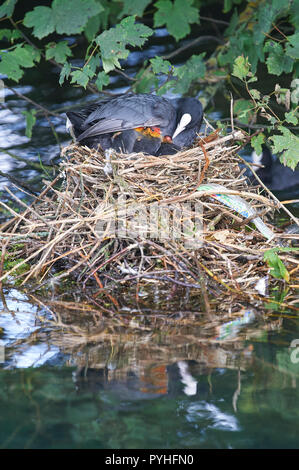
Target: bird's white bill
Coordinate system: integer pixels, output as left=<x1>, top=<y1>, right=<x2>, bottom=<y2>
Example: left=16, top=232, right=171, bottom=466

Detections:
left=172, top=113, right=192, bottom=139
left=66, top=117, right=76, bottom=140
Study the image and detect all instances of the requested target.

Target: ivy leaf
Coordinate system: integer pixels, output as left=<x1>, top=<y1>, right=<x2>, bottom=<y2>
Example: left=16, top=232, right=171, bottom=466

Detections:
left=21, top=109, right=37, bottom=139
left=251, top=133, right=265, bottom=156
left=232, top=55, right=250, bottom=81
left=95, top=71, right=110, bottom=91
left=52, top=0, right=103, bottom=35
left=118, top=0, right=152, bottom=18
left=264, top=41, right=294, bottom=76
left=154, top=0, right=199, bottom=41
left=95, top=16, right=152, bottom=73
left=285, top=33, right=299, bottom=60
left=264, top=249, right=289, bottom=282
left=233, top=99, right=253, bottom=124
left=23, top=6, right=55, bottom=39
left=269, top=126, right=299, bottom=170
left=45, top=41, right=72, bottom=64
left=59, top=62, right=71, bottom=86
left=0, top=0, right=17, bottom=18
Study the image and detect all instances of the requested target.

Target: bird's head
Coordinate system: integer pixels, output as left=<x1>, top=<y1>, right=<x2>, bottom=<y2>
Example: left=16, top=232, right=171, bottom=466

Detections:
left=172, top=98, right=203, bottom=140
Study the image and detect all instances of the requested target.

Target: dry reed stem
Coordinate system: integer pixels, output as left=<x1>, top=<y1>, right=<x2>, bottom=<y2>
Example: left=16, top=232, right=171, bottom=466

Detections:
left=0, top=130, right=297, bottom=306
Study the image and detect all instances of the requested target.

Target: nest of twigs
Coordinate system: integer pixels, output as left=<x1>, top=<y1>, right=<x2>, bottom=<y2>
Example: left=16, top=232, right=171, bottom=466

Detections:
left=1, top=129, right=298, bottom=307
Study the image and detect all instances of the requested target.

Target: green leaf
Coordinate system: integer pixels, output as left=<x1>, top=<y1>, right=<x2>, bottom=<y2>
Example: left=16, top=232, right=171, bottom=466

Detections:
left=133, top=67, right=159, bottom=93
left=0, top=29, right=22, bottom=42
left=223, top=0, right=233, bottom=13
left=285, top=33, right=299, bottom=60
left=59, top=62, right=71, bottom=86
left=264, top=41, right=294, bottom=76
left=264, top=249, right=289, bottom=281
left=219, top=28, right=263, bottom=75
left=70, top=65, right=95, bottom=88
left=0, top=45, right=40, bottom=82
left=172, top=53, right=206, bottom=94
left=290, top=0, right=299, bottom=29
left=269, top=126, right=299, bottom=170
left=290, top=79, right=299, bottom=105
left=150, top=57, right=173, bottom=75
left=233, top=99, right=253, bottom=124
left=14, top=44, right=41, bottom=68
left=24, top=0, right=102, bottom=39
left=21, top=109, right=37, bottom=139
left=84, top=14, right=101, bottom=42
left=0, top=0, right=17, bottom=18
left=23, top=6, right=55, bottom=39
left=285, top=110, right=298, bottom=125
left=118, top=0, right=151, bottom=18
left=121, top=16, right=153, bottom=47
left=232, top=55, right=250, bottom=81
left=223, top=0, right=242, bottom=14
left=95, top=16, right=152, bottom=73
left=154, top=0, right=199, bottom=41
left=52, top=0, right=103, bottom=35
left=224, top=8, right=239, bottom=36
left=0, top=52, right=23, bottom=81
left=251, top=133, right=265, bottom=156
left=46, top=41, right=72, bottom=64
left=95, top=71, right=110, bottom=91
left=250, top=89, right=261, bottom=100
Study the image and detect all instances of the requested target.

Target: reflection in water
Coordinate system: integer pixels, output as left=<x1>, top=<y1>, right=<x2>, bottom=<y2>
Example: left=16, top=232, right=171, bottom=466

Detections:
left=1, top=286, right=298, bottom=448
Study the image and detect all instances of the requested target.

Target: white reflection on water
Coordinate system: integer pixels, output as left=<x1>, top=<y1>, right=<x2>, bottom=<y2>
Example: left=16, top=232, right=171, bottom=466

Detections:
left=13, top=343, right=60, bottom=368
left=0, top=289, right=60, bottom=368
left=186, top=402, right=240, bottom=431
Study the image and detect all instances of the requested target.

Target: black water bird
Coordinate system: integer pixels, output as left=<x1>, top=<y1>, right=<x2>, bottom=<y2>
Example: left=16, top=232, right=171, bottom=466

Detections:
left=251, top=145, right=299, bottom=191
left=66, top=93, right=203, bottom=155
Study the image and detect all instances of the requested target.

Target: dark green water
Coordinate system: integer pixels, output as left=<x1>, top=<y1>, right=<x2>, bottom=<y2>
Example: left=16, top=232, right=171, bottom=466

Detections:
left=0, top=24, right=299, bottom=449
left=1, top=332, right=299, bottom=449
left=0, top=287, right=299, bottom=449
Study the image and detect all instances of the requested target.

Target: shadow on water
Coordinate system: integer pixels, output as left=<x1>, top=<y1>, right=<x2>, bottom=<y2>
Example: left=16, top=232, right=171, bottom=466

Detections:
left=0, top=23, right=299, bottom=449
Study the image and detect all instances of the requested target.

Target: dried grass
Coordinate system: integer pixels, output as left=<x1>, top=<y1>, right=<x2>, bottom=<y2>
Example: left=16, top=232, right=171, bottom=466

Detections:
left=0, top=129, right=298, bottom=311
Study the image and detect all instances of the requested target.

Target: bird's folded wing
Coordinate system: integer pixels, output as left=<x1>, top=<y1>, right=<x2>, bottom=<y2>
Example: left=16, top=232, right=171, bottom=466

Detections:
left=77, top=117, right=159, bottom=141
